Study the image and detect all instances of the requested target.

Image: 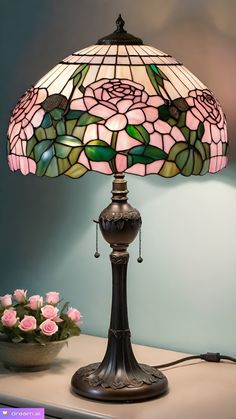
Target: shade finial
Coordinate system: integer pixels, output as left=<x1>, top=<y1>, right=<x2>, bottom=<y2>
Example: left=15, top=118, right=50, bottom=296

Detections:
left=115, top=14, right=126, bottom=33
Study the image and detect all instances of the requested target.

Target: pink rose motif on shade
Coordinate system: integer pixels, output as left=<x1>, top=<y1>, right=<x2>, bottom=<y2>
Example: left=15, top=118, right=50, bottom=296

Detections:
left=1, top=309, right=18, bottom=327
left=14, top=289, right=27, bottom=303
left=41, top=305, right=59, bottom=320
left=40, top=319, right=58, bottom=336
left=28, top=295, right=43, bottom=310
left=7, top=87, right=47, bottom=175
left=0, top=294, right=12, bottom=307
left=18, top=315, right=37, bottom=332
left=46, top=292, right=60, bottom=305
left=71, top=78, right=163, bottom=132
left=185, top=89, right=227, bottom=144
left=67, top=307, right=81, bottom=325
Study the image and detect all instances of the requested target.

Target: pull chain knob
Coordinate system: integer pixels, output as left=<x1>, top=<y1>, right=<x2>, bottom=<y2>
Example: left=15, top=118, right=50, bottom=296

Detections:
left=137, top=227, right=143, bottom=263
left=93, top=220, right=100, bottom=258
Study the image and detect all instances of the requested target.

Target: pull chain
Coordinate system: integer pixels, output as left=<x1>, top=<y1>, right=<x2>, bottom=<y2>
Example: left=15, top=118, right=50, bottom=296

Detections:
left=93, top=220, right=100, bottom=258
left=137, top=227, right=143, bottom=263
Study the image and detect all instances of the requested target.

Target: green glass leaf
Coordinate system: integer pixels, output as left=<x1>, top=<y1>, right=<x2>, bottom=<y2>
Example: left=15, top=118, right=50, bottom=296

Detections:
left=197, top=122, right=204, bottom=139
left=201, top=159, right=210, bottom=175
left=177, top=112, right=186, bottom=128
left=168, top=142, right=188, bottom=161
left=56, top=120, right=66, bottom=136
left=41, top=113, right=52, bottom=128
left=70, top=64, right=89, bottom=88
left=45, top=156, right=59, bottom=177
left=34, top=140, right=53, bottom=162
left=144, top=145, right=167, bottom=160
left=203, top=143, right=210, bottom=159
left=57, top=158, right=70, bottom=174
left=176, top=149, right=189, bottom=170
left=158, top=105, right=169, bottom=121
left=36, top=146, right=55, bottom=176
left=128, top=145, right=167, bottom=164
left=72, top=126, right=86, bottom=139
left=26, top=136, right=37, bottom=157
left=85, top=140, right=116, bottom=162
left=192, top=151, right=203, bottom=175
left=181, top=127, right=190, bottom=140
left=69, top=147, right=83, bottom=165
left=126, top=125, right=150, bottom=144
left=51, top=108, right=64, bottom=121
left=56, top=135, right=82, bottom=147
left=45, top=127, right=57, bottom=140
left=65, top=163, right=87, bottom=179
left=159, top=161, right=180, bottom=177
left=35, top=127, right=46, bottom=141
left=168, top=118, right=177, bottom=126
left=65, top=110, right=84, bottom=121
left=145, top=65, right=161, bottom=94
left=77, top=112, right=102, bottom=126
left=150, top=64, right=160, bottom=75
left=66, top=119, right=78, bottom=135
left=189, top=131, right=197, bottom=145
left=195, top=140, right=206, bottom=160
left=222, top=143, right=228, bottom=155
left=55, top=143, right=71, bottom=158
left=182, top=149, right=194, bottom=176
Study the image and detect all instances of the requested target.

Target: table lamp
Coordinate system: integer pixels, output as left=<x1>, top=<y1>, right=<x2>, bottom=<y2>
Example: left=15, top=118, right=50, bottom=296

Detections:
left=7, top=15, right=228, bottom=403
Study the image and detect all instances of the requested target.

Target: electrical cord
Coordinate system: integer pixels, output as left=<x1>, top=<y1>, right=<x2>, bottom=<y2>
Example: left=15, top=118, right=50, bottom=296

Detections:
left=152, top=352, right=236, bottom=369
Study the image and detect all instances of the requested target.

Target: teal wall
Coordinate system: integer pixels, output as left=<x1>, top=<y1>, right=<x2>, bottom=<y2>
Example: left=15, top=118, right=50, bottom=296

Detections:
left=0, top=0, right=236, bottom=356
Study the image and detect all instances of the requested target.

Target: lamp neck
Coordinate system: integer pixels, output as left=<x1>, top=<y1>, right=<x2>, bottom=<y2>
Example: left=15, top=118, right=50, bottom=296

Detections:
left=111, top=173, right=129, bottom=202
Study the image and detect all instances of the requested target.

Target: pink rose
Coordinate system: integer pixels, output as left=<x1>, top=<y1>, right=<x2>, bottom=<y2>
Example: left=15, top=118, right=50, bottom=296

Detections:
left=45, top=292, right=60, bottom=305
left=0, top=294, right=12, bottom=307
left=71, top=78, right=163, bottom=132
left=28, top=295, right=43, bottom=310
left=185, top=89, right=227, bottom=144
left=1, top=309, right=18, bottom=327
left=7, top=87, right=47, bottom=175
left=67, top=307, right=81, bottom=324
left=41, top=305, right=59, bottom=320
left=40, top=319, right=58, bottom=336
left=14, top=289, right=27, bottom=303
left=18, top=315, right=37, bottom=332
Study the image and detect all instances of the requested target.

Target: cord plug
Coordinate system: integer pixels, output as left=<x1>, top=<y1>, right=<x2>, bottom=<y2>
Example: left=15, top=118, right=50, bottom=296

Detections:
left=200, top=352, right=221, bottom=362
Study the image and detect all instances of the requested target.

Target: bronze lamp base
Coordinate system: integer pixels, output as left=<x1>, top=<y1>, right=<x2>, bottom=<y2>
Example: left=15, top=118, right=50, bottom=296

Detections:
left=71, top=174, right=168, bottom=402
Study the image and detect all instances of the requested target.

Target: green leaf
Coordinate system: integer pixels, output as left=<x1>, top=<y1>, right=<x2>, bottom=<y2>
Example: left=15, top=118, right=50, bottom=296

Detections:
left=157, top=105, right=169, bottom=121
left=65, top=163, right=87, bottom=179
left=77, top=112, right=103, bottom=126
left=34, top=140, right=53, bottom=162
left=55, top=143, right=71, bottom=158
left=69, top=147, right=83, bottom=165
left=195, top=140, right=207, bottom=160
left=56, top=135, right=82, bottom=147
left=26, top=136, right=37, bottom=157
left=36, top=146, right=55, bottom=176
left=181, top=127, right=190, bottom=140
left=51, top=108, right=64, bottom=121
left=35, top=127, right=46, bottom=141
left=201, top=159, right=210, bottom=175
left=193, top=151, right=203, bottom=175
left=45, top=156, right=59, bottom=177
left=175, top=149, right=189, bottom=170
left=126, top=125, right=150, bottom=144
left=66, top=110, right=84, bottom=121
left=56, top=121, right=66, bottom=136
left=197, top=122, right=204, bottom=139
left=70, top=64, right=89, bottom=88
left=128, top=145, right=167, bottom=165
left=57, top=158, right=71, bottom=174
left=41, top=113, right=52, bottom=128
left=85, top=140, right=116, bottom=161
left=182, top=149, right=194, bottom=176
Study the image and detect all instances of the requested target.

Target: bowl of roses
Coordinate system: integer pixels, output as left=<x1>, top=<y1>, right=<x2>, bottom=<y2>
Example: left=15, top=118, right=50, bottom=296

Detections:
left=0, top=290, right=81, bottom=371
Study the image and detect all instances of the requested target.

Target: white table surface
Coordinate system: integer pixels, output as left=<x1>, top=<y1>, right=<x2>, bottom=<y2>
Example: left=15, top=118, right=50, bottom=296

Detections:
left=0, top=334, right=236, bottom=419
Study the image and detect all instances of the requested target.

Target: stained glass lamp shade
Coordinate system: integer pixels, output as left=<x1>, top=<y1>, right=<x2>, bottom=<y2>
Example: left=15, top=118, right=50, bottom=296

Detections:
left=7, top=16, right=228, bottom=403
